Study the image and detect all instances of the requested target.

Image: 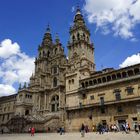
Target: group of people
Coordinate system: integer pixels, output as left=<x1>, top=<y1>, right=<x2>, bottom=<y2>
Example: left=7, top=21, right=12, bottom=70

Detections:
left=80, top=122, right=140, bottom=136
left=121, top=122, right=131, bottom=133
left=97, top=122, right=132, bottom=134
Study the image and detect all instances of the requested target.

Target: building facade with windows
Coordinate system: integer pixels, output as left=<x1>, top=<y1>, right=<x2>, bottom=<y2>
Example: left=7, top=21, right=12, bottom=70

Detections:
left=0, top=7, right=140, bottom=132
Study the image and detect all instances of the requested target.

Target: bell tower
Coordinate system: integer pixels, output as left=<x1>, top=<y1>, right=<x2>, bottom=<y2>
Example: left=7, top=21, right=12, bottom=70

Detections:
left=66, top=7, right=95, bottom=94
left=67, top=7, right=95, bottom=72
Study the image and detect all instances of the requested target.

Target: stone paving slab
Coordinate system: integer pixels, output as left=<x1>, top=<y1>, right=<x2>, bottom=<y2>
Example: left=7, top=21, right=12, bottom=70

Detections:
left=0, top=132, right=139, bottom=140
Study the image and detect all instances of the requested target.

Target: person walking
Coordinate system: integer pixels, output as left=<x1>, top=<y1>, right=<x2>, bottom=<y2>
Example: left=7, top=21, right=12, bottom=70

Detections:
left=80, top=123, right=85, bottom=137
left=1, top=129, right=3, bottom=134
left=134, top=123, right=139, bottom=134
left=138, top=123, right=140, bottom=133
left=59, top=127, right=62, bottom=135
left=122, top=123, right=127, bottom=134
left=31, top=127, right=35, bottom=136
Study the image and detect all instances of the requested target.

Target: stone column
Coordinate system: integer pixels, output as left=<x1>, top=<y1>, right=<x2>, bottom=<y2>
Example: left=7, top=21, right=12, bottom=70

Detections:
left=39, top=95, right=41, bottom=110
left=44, top=94, right=47, bottom=110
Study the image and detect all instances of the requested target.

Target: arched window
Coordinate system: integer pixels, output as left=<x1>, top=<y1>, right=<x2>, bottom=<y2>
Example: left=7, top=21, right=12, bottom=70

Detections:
left=83, top=33, right=85, bottom=40
left=25, top=110, right=29, bottom=115
left=107, top=76, right=111, bottom=81
left=69, top=80, right=71, bottom=84
left=122, top=72, right=127, bottom=78
left=53, top=77, right=57, bottom=87
left=85, top=81, right=88, bottom=87
left=102, top=77, right=106, bottom=83
left=98, top=78, right=102, bottom=84
left=55, top=48, right=57, bottom=54
left=39, top=52, right=41, bottom=57
left=51, top=95, right=59, bottom=112
left=128, top=70, right=134, bottom=76
left=72, top=79, right=74, bottom=84
left=134, top=68, right=139, bottom=75
left=89, top=80, right=93, bottom=86
left=87, top=36, right=89, bottom=42
left=81, top=82, right=85, bottom=88
left=117, top=73, right=121, bottom=79
left=93, top=79, right=97, bottom=85
left=112, top=74, right=116, bottom=80
left=43, top=51, right=45, bottom=56
left=77, top=33, right=80, bottom=40
left=53, top=67, right=57, bottom=74
left=72, top=35, right=75, bottom=42
left=47, top=51, right=50, bottom=57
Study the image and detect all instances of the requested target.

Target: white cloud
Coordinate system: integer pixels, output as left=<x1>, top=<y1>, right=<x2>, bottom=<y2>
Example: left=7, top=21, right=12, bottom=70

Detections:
left=120, top=53, right=140, bottom=67
left=0, top=39, right=35, bottom=97
left=0, top=84, right=16, bottom=97
left=0, top=39, right=20, bottom=58
left=83, top=0, right=140, bottom=39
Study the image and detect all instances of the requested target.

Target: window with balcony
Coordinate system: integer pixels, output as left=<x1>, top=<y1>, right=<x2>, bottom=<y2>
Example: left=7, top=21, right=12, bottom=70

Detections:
left=100, top=106, right=105, bottom=114
left=90, top=95, right=94, bottom=100
left=53, top=67, right=58, bottom=74
left=114, top=89, right=121, bottom=101
left=126, top=87, right=134, bottom=95
left=100, top=97, right=104, bottom=106
left=115, top=92, right=121, bottom=101
left=117, top=106, right=122, bottom=113
left=82, top=93, right=86, bottom=99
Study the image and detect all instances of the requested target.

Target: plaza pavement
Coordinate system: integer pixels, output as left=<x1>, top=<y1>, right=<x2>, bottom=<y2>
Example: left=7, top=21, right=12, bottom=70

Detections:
left=0, top=132, right=139, bottom=140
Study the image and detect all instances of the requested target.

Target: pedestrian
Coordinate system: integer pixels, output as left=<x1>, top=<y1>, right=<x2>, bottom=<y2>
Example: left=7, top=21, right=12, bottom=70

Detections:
left=31, top=127, right=35, bottom=136
left=134, top=123, right=139, bottom=134
left=92, top=125, right=95, bottom=132
left=28, top=127, right=31, bottom=134
left=62, top=126, right=65, bottom=134
left=1, top=129, right=3, bottom=134
left=114, top=124, right=117, bottom=132
left=85, top=125, right=89, bottom=133
left=59, top=127, right=62, bottom=135
left=97, top=123, right=103, bottom=134
left=126, top=122, right=130, bottom=132
left=138, top=123, right=140, bottom=133
left=80, top=123, right=85, bottom=137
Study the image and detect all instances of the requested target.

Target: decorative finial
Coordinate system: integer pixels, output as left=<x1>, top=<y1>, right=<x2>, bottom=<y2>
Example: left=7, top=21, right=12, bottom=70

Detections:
left=55, top=33, right=60, bottom=43
left=76, top=5, right=81, bottom=15
left=46, top=24, right=50, bottom=33
left=19, top=83, right=21, bottom=90
left=23, top=82, right=26, bottom=88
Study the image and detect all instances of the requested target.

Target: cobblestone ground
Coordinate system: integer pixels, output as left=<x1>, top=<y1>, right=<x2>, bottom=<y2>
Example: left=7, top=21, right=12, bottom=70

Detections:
left=0, top=132, right=139, bottom=140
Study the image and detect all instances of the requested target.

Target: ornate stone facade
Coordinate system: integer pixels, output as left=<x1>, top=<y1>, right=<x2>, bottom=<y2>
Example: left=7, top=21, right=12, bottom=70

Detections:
left=0, top=7, right=140, bottom=132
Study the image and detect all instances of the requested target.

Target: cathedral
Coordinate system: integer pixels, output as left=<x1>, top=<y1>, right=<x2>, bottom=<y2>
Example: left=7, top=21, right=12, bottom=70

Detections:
left=0, top=7, right=140, bottom=132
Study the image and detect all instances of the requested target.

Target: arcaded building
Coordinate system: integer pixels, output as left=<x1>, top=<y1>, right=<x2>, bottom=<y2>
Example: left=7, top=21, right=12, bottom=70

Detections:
left=0, top=8, right=140, bottom=132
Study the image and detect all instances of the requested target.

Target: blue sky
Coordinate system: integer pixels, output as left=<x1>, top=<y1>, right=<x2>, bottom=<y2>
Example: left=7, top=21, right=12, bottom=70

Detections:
left=0, top=0, right=140, bottom=96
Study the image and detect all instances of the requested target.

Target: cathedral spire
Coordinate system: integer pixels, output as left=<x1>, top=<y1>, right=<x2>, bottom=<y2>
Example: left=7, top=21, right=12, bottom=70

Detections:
left=75, top=5, right=81, bottom=15
left=42, top=24, right=52, bottom=46
left=74, top=6, right=85, bottom=26
left=46, top=24, right=51, bottom=33
left=55, top=33, right=60, bottom=44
